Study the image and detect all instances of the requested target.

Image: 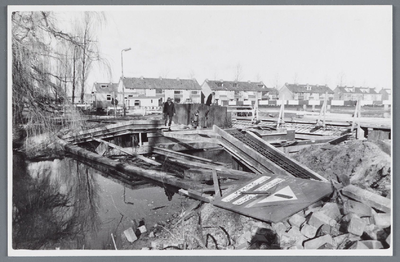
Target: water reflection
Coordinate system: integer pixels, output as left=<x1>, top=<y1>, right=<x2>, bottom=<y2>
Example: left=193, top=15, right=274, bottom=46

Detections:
left=13, top=153, right=185, bottom=250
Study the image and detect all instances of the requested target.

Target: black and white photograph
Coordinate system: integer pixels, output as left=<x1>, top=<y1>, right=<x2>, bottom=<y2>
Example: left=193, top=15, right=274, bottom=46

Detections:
left=8, top=5, right=392, bottom=256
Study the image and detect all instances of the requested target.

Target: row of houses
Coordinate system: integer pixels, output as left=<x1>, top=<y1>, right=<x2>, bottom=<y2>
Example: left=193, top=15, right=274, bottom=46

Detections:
left=89, top=77, right=392, bottom=110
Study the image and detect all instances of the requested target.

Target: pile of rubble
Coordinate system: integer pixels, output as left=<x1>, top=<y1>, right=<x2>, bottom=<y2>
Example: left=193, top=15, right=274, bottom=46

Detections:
left=121, top=140, right=391, bottom=250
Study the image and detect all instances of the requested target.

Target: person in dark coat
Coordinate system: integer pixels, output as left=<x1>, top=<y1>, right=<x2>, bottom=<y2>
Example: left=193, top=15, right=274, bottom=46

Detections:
left=163, top=97, right=175, bottom=129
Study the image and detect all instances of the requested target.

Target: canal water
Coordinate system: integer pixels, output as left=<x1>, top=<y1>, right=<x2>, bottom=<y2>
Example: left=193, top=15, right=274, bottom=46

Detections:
left=12, top=147, right=240, bottom=250
left=12, top=153, right=188, bottom=250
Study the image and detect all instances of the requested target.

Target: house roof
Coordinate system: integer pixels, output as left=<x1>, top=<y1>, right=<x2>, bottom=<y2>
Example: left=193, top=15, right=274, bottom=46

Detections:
left=122, top=77, right=201, bottom=90
left=205, top=80, right=271, bottom=92
left=380, top=88, right=391, bottom=94
left=335, top=86, right=378, bottom=94
left=284, top=83, right=334, bottom=94
left=93, top=82, right=118, bottom=93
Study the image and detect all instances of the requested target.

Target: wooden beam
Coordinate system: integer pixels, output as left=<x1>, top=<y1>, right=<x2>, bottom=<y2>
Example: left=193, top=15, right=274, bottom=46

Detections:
left=212, top=170, right=221, bottom=197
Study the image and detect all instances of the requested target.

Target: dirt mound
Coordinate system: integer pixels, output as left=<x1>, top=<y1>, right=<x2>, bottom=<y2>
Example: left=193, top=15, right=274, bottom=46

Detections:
left=292, top=140, right=391, bottom=197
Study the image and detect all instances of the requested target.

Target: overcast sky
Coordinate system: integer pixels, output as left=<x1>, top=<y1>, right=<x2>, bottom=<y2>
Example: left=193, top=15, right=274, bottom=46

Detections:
left=33, top=5, right=394, bottom=90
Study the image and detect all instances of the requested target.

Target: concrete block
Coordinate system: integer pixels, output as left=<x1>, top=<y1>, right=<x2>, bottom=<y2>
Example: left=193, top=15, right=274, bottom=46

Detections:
left=289, top=213, right=306, bottom=228
left=343, top=199, right=373, bottom=217
left=341, top=185, right=391, bottom=213
left=360, top=240, right=384, bottom=249
left=347, top=215, right=366, bottom=236
left=373, top=213, right=391, bottom=229
left=308, top=211, right=337, bottom=228
left=303, top=234, right=333, bottom=249
left=349, top=241, right=369, bottom=249
left=300, top=224, right=318, bottom=239
left=320, top=202, right=341, bottom=221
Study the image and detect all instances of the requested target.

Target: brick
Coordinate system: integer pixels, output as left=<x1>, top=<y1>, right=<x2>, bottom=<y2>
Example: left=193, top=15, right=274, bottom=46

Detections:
left=343, top=199, right=373, bottom=217
left=341, top=185, right=391, bottom=213
left=303, top=234, right=333, bottom=249
left=373, top=213, right=391, bottom=229
left=320, top=202, right=341, bottom=221
left=349, top=241, right=369, bottom=249
left=300, top=224, right=318, bottom=239
left=308, top=211, right=337, bottom=228
left=347, top=215, right=366, bottom=236
left=360, top=240, right=384, bottom=249
left=289, top=213, right=306, bottom=228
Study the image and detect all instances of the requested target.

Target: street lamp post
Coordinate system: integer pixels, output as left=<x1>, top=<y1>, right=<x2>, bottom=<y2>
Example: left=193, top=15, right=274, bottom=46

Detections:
left=121, top=48, right=131, bottom=116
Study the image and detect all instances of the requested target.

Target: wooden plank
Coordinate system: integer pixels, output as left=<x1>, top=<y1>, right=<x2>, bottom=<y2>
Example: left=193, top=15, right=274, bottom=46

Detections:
left=92, top=137, right=161, bottom=166
left=341, top=185, right=391, bottom=213
left=162, top=157, right=255, bottom=180
left=153, top=147, right=228, bottom=167
left=212, top=170, right=221, bottom=197
left=57, top=138, right=208, bottom=191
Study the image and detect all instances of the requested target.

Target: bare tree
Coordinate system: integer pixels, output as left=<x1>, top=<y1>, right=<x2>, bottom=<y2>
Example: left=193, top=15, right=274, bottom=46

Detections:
left=234, top=63, right=243, bottom=81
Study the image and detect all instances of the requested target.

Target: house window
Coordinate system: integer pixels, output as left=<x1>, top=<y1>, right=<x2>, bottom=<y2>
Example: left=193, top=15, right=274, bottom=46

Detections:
left=191, top=91, right=198, bottom=94
left=134, top=100, right=140, bottom=106
left=107, top=95, right=111, bottom=101
left=156, top=89, right=162, bottom=94
left=174, top=98, right=181, bottom=103
left=151, top=99, right=153, bottom=103
left=307, top=86, right=311, bottom=91
left=174, top=90, right=181, bottom=94
left=128, top=95, right=133, bottom=98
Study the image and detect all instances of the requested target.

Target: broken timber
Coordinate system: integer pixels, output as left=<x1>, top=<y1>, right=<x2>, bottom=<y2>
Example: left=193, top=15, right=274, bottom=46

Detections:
left=92, top=137, right=161, bottom=166
left=153, top=147, right=255, bottom=180
left=56, top=138, right=211, bottom=196
left=213, top=125, right=327, bottom=181
left=62, top=119, right=164, bottom=143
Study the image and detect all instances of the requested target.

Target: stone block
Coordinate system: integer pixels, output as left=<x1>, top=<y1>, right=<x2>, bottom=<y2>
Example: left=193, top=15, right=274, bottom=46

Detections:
left=347, top=215, right=366, bottom=236
left=308, top=211, right=337, bottom=229
left=138, top=225, right=147, bottom=234
left=385, top=234, right=391, bottom=246
left=341, top=185, right=391, bottom=213
left=316, top=224, right=331, bottom=237
left=303, top=234, right=333, bottom=249
left=289, top=213, right=306, bottom=228
left=123, top=227, right=138, bottom=243
left=272, top=222, right=287, bottom=237
left=320, top=202, right=341, bottom=221
left=373, top=213, right=391, bottom=229
left=360, top=240, right=384, bottom=249
left=318, top=243, right=335, bottom=249
left=300, top=224, right=318, bottom=239
left=363, top=224, right=378, bottom=240
left=333, top=234, right=349, bottom=248
left=343, top=199, right=373, bottom=217
left=349, top=241, right=369, bottom=249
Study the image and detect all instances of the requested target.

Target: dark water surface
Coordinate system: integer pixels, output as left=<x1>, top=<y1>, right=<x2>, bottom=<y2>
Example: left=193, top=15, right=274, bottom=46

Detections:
left=12, top=153, right=187, bottom=250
